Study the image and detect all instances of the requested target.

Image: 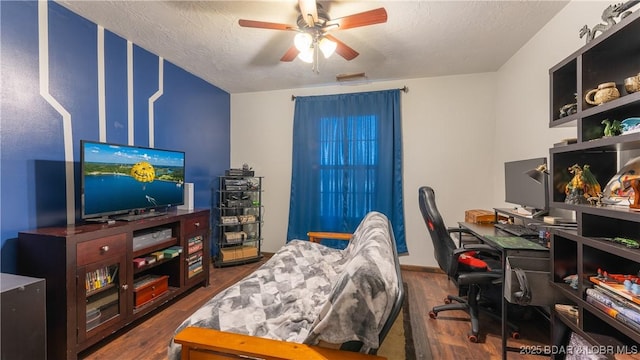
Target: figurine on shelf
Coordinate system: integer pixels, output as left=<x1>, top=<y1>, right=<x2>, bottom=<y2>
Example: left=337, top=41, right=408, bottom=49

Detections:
left=602, top=119, right=623, bottom=137
left=565, top=164, right=602, bottom=205
left=559, top=93, right=578, bottom=118
left=559, top=103, right=577, bottom=118
left=579, top=1, right=639, bottom=44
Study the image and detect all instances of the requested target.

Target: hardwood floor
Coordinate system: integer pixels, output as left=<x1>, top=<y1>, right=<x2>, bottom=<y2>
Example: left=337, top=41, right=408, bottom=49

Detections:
left=79, top=260, right=550, bottom=360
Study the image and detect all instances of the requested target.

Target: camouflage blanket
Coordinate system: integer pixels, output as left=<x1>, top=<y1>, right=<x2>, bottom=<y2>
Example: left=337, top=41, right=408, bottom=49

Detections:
left=168, top=211, right=399, bottom=358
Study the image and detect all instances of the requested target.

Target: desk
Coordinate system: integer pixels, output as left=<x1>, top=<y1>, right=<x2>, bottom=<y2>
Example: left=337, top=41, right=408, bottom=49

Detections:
left=458, top=222, right=549, bottom=360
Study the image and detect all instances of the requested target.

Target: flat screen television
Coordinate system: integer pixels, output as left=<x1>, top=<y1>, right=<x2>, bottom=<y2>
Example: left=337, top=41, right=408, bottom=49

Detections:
left=81, top=140, right=185, bottom=220
left=504, top=157, right=549, bottom=217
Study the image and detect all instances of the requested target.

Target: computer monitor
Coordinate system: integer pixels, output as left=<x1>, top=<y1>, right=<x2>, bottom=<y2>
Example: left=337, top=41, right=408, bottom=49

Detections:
left=504, top=157, right=549, bottom=217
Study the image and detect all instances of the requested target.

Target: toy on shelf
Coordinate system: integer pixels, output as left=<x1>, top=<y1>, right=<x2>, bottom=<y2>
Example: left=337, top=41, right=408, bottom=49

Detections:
left=565, top=164, right=602, bottom=205
left=590, top=269, right=640, bottom=305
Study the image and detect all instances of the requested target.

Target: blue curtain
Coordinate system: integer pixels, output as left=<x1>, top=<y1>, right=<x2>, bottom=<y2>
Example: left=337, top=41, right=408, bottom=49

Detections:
left=287, top=89, right=407, bottom=254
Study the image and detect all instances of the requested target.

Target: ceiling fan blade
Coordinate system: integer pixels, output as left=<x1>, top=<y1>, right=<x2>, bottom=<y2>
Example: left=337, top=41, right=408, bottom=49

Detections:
left=298, top=0, right=318, bottom=27
left=325, top=8, right=387, bottom=30
left=280, top=45, right=300, bottom=62
left=323, top=34, right=359, bottom=60
left=238, top=19, right=296, bottom=31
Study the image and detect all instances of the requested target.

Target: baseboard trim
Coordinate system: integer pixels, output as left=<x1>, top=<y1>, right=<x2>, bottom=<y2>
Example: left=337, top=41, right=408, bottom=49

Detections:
left=400, top=264, right=443, bottom=273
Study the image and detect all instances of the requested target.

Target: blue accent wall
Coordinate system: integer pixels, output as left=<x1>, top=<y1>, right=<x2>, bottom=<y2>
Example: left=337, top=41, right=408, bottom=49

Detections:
left=0, top=1, right=231, bottom=273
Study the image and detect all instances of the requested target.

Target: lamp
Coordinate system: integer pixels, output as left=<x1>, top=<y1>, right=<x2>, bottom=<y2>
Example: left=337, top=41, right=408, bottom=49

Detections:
left=318, top=37, right=336, bottom=58
left=297, top=47, right=314, bottom=63
left=294, top=32, right=313, bottom=52
left=293, top=31, right=337, bottom=72
left=525, top=164, right=549, bottom=184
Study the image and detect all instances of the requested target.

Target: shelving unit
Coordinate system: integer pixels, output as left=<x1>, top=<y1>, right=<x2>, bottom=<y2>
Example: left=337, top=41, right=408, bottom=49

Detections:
left=214, top=174, right=263, bottom=267
left=548, top=10, right=640, bottom=356
left=17, top=208, right=210, bottom=360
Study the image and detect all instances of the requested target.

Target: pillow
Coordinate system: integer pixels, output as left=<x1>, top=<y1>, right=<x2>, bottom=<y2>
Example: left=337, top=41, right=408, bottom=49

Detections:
left=458, top=251, right=488, bottom=270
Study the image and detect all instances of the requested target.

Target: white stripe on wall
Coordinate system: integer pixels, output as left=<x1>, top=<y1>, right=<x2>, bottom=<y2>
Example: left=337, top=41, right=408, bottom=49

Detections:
left=38, top=0, right=75, bottom=225
left=97, top=25, right=106, bottom=141
left=148, top=57, right=164, bottom=148
left=127, top=40, right=134, bottom=145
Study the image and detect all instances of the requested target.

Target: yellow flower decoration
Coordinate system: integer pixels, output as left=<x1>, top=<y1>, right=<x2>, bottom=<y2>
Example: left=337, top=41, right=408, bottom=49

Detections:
left=131, top=161, right=155, bottom=183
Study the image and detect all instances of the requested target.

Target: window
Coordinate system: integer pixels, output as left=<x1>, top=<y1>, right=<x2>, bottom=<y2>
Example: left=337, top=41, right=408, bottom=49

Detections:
left=319, top=115, right=377, bottom=221
left=287, top=90, right=406, bottom=253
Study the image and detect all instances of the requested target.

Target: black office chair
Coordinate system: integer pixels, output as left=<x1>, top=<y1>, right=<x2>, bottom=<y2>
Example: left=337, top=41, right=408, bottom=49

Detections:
left=418, top=186, right=518, bottom=342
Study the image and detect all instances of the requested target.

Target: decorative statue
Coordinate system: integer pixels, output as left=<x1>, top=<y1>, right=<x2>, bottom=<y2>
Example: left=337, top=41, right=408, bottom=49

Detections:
left=565, top=164, right=602, bottom=205
left=559, top=93, right=578, bottom=118
left=602, top=119, right=623, bottom=137
left=579, top=0, right=639, bottom=44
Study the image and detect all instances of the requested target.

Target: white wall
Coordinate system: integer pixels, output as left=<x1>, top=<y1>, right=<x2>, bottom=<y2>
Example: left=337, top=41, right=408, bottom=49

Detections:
left=231, top=0, right=615, bottom=267
left=491, top=0, right=609, bottom=208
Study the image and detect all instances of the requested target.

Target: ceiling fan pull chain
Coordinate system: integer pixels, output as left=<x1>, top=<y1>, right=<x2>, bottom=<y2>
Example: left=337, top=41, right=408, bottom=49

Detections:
left=313, top=42, right=319, bottom=74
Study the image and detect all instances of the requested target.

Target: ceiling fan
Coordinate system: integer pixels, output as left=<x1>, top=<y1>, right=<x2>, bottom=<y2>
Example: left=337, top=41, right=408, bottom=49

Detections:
left=238, top=0, right=387, bottom=72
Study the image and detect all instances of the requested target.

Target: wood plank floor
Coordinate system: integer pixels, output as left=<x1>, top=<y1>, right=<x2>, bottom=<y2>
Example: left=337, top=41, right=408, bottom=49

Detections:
left=79, top=259, right=550, bottom=360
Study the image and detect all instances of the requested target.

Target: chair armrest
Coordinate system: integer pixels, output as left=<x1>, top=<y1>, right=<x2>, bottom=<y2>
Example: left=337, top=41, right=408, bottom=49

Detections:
left=457, top=272, right=502, bottom=286
left=452, top=244, right=501, bottom=259
left=174, top=327, right=386, bottom=360
left=457, top=244, right=502, bottom=257
left=446, top=227, right=474, bottom=235
left=307, top=231, right=352, bottom=243
left=447, top=227, right=484, bottom=245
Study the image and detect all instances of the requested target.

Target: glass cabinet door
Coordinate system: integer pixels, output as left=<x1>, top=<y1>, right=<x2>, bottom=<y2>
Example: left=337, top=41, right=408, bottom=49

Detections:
left=77, top=255, right=126, bottom=343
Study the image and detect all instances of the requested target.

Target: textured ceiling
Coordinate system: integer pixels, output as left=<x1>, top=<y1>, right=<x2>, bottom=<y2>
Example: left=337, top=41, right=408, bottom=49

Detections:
left=56, top=1, right=570, bottom=94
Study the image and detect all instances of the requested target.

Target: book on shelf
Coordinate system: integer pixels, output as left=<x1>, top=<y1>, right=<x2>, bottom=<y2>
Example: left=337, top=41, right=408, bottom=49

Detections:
left=188, top=242, right=203, bottom=253
left=188, top=252, right=202, bottom=263
left=586, top=295, right=618, bottom=317
left=188, top=269, right=203, bottom=277
left=188, top=235, right=203, bottom=244
left=133, top=258, right=146, bottom=268
left=587, top=287, right=640, bottom=325
left=586, top=295, right=640, bottom=334
left=189, top=262, right=202, bottom=272
left=188, top=262, right=203, bottom=277
left=542, top=216, right=577, bottom=225
left=593, top=285, right=640, bottom=314
left=589, top=276, right=640, bottom=307
left=164, top=246, right=183, bottom=259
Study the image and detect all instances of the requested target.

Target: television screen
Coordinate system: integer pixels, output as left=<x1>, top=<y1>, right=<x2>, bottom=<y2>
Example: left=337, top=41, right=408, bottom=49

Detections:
left=81, top=140, right=185, bottom=219
left=504, top=157, right=548, bottom=215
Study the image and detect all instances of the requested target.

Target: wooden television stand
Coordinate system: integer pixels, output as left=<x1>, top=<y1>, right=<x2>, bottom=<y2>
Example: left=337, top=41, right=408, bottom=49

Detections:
left=18, top=208, right=210, bottom=360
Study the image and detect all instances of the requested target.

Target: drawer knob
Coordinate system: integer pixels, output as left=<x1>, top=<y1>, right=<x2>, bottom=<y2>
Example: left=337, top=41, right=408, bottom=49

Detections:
left=121, top=284, right=128, bottom=291
left=194, top=222, right=200, bottom=228
left=100, top=245, right=110, bottom=253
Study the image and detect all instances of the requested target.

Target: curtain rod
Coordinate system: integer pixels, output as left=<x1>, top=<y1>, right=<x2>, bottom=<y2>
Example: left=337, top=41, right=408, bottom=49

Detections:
left=291, top=86, right=408, bottom=101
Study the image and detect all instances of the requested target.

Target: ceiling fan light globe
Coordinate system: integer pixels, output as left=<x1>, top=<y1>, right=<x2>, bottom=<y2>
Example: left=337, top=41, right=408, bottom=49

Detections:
left=294, top=32, right=313, bottom=52
left=297, top=48, right=314, bottom=63
left=319, top=37, right=337, bottom=58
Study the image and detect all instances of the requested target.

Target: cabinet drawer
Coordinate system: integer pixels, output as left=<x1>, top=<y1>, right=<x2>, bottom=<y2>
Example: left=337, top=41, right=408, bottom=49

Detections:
left=133, top=275, right=169, bottom=308
left=77, top=233, right=127, bottom=266
left=185, top=215, right=208, bottom=233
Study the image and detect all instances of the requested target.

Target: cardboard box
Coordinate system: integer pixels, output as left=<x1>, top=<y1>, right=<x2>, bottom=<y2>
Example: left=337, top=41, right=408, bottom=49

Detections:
left=241, top=245, right=258, bottom=258
left=220, top=246, right=258, bottom=262
left=220, top=247, right=242, bottom=261
left=464, top=209, right=495, bottom=224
